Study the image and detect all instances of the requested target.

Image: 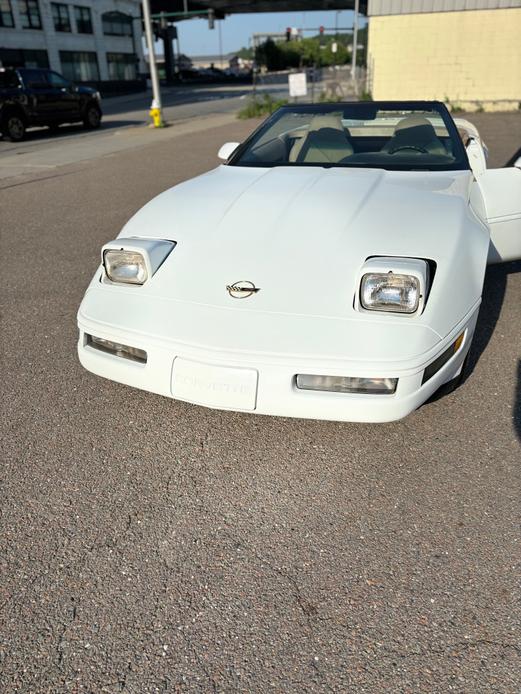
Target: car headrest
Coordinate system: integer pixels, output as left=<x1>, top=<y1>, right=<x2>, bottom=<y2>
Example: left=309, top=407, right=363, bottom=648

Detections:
left=393, top=115, right=438, bottom=143
left=308, top=113, right=344, bottom=132
left=383, top=115, right=447, bottom=156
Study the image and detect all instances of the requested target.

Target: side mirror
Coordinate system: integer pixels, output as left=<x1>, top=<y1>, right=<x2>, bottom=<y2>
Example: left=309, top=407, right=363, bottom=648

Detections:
left=218, top=142, right=240, bottom=161
left=466, top=138, right=487, bottom=177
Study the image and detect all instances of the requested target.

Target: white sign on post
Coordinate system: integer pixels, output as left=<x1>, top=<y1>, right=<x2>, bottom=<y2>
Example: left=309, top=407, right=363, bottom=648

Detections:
left=288, top=72, right=308, bottom=98
left=331, top=42, right=338, bottom=53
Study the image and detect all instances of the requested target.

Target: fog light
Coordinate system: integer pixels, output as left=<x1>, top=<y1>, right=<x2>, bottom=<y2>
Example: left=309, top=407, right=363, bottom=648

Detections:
left=87, top=335, right=147, bottom=363
left=296, top=374, right=397, bottom=395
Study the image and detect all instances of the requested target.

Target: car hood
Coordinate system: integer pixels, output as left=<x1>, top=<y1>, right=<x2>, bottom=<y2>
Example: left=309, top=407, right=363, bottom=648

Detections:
left=118, top=165, right=486, bottom=339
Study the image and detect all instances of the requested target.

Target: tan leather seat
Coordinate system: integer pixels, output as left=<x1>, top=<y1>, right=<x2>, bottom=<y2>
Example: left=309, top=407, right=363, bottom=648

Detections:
left=382, top=115, right=446, bottom=156
left=289, top=114, right=353, bottom=163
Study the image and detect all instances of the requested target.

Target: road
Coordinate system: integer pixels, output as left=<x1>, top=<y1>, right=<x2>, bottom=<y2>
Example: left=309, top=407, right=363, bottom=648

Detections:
left=1, top=112, right=520, bottom=693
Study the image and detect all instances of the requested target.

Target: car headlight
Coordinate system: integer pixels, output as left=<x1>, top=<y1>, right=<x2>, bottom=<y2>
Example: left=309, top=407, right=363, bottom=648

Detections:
left=101, top=238, right=176, bottom=286
left=103, top=249, right=148, bottom=285
left=361, top=272, right=420, bottom=313
left=94, top=91, right=101, bottom=101
left=356, top=257, right=430, bottom=315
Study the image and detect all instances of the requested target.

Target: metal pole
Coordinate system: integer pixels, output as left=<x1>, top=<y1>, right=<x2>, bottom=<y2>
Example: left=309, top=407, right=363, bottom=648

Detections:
left=142, top=0, right=163, bottom=126
left=218, top=20, right=223, bottom=69
left=351, top=0, right=359, bottom=87
left=334, top=10, right=340, bottom=75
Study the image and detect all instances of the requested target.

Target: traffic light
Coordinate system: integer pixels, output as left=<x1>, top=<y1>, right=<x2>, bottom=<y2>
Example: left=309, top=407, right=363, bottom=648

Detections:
left=208, top=9, right=215, bottom=30
left=286, top=27, right=291, bottom=42
left=319, top=25, right=325, bottom=35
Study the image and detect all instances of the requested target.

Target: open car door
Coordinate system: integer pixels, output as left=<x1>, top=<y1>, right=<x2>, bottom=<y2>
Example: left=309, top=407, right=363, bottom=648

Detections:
left=476, top=167, right=521, bottom=264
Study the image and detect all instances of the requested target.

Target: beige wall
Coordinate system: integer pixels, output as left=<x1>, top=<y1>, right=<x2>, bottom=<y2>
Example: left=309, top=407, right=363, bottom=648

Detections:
left=367, top=8, right=521, bottom=111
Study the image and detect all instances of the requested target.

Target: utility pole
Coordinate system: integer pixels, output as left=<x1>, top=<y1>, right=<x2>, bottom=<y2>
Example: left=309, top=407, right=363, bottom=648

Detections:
left=142, top=0, right=163, bottom=127
left=218, top=20, right=223, bottom=69
left=333, top=10, right=341, bottom=75
left=351, top=0, right=359, bottom=88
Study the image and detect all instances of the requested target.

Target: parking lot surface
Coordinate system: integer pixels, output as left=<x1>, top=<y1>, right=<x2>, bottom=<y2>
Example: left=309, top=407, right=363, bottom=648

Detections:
left=1, top=114, right=520, bottom=693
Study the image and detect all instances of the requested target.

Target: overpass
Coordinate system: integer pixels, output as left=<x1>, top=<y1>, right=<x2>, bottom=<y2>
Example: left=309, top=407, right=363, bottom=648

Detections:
left=150, top=1, right=367, bottom=18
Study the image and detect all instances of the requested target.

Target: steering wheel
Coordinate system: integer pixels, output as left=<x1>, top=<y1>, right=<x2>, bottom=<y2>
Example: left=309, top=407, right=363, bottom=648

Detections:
left=390, top=145, right=429, bottom=154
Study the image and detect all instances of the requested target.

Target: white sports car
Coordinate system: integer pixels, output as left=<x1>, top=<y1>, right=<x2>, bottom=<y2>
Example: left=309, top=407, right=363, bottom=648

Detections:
left=77, top=101, right=521, bottom=422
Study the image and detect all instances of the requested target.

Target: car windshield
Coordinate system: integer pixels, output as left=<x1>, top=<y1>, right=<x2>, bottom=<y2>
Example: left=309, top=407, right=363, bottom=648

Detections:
left=230, top=102, right=469, bottom=171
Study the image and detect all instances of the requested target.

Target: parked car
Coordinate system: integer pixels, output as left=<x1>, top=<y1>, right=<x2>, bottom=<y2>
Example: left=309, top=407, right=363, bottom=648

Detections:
left=0, top=67, right=102, bottom=142
left=77, top=101, right=521, bottom=423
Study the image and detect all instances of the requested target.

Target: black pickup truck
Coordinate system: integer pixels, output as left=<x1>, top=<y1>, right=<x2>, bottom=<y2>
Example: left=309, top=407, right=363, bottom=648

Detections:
left=0, top=67, right=102, bottom=142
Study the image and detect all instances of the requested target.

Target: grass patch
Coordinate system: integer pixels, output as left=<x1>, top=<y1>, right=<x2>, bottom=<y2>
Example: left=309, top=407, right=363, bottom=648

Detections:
left=318, top=91, right=339, bottom=103
left=237, top=93, right=288, bottom=119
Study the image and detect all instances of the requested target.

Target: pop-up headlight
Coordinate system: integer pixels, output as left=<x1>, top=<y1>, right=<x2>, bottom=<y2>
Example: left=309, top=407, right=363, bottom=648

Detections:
left=356, top=257, right=430, bottom=315
left=104, top=249, right=148, bottom=285
left=102, top=238, right=175, bottom=286
left=361, top=272, right=420, bottom=313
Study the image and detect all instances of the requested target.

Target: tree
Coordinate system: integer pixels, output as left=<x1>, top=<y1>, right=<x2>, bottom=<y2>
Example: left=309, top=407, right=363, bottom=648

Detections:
left=254, top=30, right=368, bottom=71
left=236, top=46, right=254, bottom=60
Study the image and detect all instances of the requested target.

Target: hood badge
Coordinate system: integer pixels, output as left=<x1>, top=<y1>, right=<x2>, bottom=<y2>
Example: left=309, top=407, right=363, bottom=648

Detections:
left=226, top=281, right=261, bottom=299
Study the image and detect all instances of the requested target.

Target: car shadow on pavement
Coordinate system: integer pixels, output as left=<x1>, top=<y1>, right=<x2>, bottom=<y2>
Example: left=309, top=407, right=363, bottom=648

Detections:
left=464, top=260, right=521, bottom=442
left=506, top=146, right=521, bottom=167
left=515, top=360, right=521, bottom=442
left=465, top=260, right=521, bottom=380
left=427, top=260, right=520, bottom=416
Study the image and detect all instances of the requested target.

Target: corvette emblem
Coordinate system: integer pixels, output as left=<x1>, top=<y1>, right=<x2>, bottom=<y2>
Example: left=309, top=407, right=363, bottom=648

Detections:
left=226, top=281, right=261, bottom=299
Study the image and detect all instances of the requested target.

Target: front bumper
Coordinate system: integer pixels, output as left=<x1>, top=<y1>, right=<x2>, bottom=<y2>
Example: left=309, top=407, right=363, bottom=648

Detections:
left=77, top=303, right=479, bottom=423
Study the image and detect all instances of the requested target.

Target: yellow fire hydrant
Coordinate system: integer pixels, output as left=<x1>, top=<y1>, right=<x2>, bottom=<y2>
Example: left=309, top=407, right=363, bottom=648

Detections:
left=149, top=99, right=163, bottom=128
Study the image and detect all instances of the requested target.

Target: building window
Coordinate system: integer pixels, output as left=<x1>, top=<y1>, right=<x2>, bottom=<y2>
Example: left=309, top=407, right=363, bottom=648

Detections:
left=107, top=53, right=137, bottom=81
left=0, top=48, right=49, bottom=68
left=74, top=5, right=92, bottom=34
left=59, top=51, right=99, bottom=82
left=52, top=3, right=71, bottom=32
left=0, top=0, right=14, bottom=28
left=102, top=11, right=132, bottom=37
left=19, top=0, right=42, bottom=29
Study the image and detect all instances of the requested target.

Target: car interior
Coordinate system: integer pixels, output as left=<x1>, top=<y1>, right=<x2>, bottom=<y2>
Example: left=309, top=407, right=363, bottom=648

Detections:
left=236, top=111, right=461, bottom=168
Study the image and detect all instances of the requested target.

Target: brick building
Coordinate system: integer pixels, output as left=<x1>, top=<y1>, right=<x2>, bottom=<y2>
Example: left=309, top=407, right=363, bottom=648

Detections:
left=0, top=0, right=144, bottom=86
left=367, top=0, right=521, bottom=111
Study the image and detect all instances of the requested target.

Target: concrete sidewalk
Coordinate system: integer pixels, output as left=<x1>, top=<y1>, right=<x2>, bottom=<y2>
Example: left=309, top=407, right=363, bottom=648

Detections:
left=0, top=112, right=239, bottom=183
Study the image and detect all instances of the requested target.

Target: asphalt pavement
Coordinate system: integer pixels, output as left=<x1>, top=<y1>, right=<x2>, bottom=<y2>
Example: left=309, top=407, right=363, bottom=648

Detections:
left=1, top=112, right=520, bottom=693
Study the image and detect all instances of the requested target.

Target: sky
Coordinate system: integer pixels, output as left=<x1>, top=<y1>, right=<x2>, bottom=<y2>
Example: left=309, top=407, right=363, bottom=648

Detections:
left=172, top=10, right=365, bottom=57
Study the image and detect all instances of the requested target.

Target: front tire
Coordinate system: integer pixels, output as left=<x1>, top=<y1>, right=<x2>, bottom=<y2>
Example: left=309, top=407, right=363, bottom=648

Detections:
left=2, top=113, right=26, bottom=142
left=83, top=103, right=101, bottom=129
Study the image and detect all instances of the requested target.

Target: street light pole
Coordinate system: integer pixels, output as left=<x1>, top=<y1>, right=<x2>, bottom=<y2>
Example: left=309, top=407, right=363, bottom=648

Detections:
left=218, top=20, right=223, bottom=69
left=142, top=0, right=163, bottom=126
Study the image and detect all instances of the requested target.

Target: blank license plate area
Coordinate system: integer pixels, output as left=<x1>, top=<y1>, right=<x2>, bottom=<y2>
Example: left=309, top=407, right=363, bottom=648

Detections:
left=172, top=358, right=258, bottom=411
